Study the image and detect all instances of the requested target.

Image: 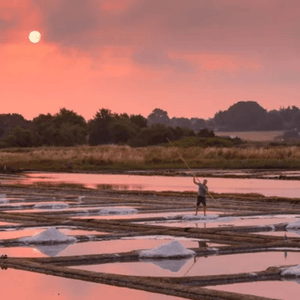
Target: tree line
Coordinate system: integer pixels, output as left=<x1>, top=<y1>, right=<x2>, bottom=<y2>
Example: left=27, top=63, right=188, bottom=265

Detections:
left=147, top=102, right=300, bottom=132
left=0, top=108, right=204, bottom=148
left=1, top=101, right=299, bottom=148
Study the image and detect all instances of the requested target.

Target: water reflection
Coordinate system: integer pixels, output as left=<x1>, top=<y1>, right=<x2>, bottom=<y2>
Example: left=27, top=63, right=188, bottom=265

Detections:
left=74, top=251, right=300, bottom=278
left=9, top=172, right=300, bottom=198
left=0, top=238, right=200, bottom=258
left=0, top=269, right=184, bottom=300
left=210, top=281, right=300, bottom=300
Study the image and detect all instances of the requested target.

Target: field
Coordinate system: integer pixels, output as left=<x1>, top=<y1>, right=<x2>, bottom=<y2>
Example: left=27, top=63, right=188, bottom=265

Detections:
left=215, top=131, right=283, bottom=142
left=1, top=144, right=300, bottom=172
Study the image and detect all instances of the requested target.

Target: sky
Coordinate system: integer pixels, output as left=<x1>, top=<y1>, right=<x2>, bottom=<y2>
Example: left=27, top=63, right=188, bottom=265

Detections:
left=1, top=0, right=300, bottom=121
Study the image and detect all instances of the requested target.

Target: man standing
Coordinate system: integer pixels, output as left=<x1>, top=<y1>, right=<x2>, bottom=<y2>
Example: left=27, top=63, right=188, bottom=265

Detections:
left=193, top=177, right=208, bottom=216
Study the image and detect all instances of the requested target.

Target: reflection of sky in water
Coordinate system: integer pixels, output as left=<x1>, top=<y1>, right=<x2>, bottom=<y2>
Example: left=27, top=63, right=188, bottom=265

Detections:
left=0, top=269, right=184, bottom=300
left=73, top=252, right=300, bottom=278
left=4, top=172, right=299, bottom=197
left=144, top=215, right=299, bottom=228
left=0, top=238, right=200, bottom=258
left=0, top=227, right=106, bottom=240
left=210, top=281, right=300, bottom=300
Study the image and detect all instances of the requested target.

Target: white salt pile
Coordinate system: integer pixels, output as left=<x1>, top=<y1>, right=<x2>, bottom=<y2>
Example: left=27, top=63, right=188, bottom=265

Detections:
left=0, top=194, right=7, bottom=204
left=286, top=220, right=300, bottom=230
left=282, top=265, right=300, bottom=276
left=19, top=227, right=77, bottom=244
left=99, top=207, right=138, bottom=215
left=139, top=241, right=195, bottom=258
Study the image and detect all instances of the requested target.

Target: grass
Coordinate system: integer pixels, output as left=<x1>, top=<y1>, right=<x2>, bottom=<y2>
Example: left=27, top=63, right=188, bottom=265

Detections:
left=215, top=131, right=283, bottom=142
left=1, top=145, right=300, bottom=172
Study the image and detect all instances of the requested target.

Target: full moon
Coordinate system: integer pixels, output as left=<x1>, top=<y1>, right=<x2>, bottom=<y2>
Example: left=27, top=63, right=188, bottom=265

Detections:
left=29, top=31, right=41, bottom=43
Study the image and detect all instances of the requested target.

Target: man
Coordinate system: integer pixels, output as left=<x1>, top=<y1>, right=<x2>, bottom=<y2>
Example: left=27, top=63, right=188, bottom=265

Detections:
left=193, top=177, right=208, bottom=216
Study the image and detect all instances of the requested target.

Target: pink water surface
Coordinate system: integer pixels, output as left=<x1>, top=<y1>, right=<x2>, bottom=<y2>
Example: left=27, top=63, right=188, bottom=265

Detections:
left=0, top=269, right=185, bottom=300
left=74, top=251, right=300, bottom=277
left=17, top=172, right=300, bottom=198
left=210, top=281, right=300, bottom=300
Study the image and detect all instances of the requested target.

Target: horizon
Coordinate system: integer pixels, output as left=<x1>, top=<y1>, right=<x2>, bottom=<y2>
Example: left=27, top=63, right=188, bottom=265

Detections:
left=1, top=1, right=300, bottom=120
left=2, top=100, right=299, bottom=122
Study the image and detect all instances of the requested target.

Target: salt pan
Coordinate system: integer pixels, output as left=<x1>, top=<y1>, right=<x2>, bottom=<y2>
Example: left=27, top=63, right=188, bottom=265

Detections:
left=99, top=207, right=138, bottom=215
left=182, top=214, right=219, bottom=221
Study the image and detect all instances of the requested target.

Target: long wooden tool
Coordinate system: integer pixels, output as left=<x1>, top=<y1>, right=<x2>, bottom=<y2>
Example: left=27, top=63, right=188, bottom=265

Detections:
left=167, top=138, right=216, bottom=202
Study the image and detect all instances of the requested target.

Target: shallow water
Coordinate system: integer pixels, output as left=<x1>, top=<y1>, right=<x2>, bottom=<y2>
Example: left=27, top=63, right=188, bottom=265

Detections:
left=0, top=237, right=200, bottom=258
left=73, top=251, right=300, bottom=277
left=73, top=210, right=196, bottom=220
left=0, top=269, right=184, bottom=300
left=7, top=172, right=300, bottom=198
left=0, top=227, right=107, bottom=240
left=210, top=280, right=300, bottom=300
left=140, top=214, right=299, bottom=228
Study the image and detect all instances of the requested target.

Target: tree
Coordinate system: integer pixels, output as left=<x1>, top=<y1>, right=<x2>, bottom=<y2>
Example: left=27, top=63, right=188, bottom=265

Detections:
left=147, top=108, right=170, bottom=126
left=88, top=109, right=114, bottom=145
left=214, top=101, right=267, bottom=131
left=109, top=119, right=138, bottom=144
left=33, top=108, right=87, bottom=146
left=4, top=126, right=34, bottom=147
left=129, top=114, right=147, bottom=129
left=170, top=117, right=192, bottom=129
left=129, top=124, right=174, bottom=147
left=197, top=128, right=215, bottom=138
left=264, top=110, right=283, bottom=130
left=191, top=118, right=207, bottom=132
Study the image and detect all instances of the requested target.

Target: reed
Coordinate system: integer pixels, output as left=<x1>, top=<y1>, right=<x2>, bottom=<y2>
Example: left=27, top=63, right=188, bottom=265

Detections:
left=0, top=145, right=300, bottom=171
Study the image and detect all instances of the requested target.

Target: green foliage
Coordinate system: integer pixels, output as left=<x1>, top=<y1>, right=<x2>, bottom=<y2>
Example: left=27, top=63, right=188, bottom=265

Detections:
left=129, top=114, right=147, bottom=129
left=197, top=128, right=215, bottom=137
left=168, top=136, right=234, bottom=148
left=129, top=124, right=175, bottom=147
left=88, top=109, right=142, bottom=145
left=33, top=108, right=87, bottom=146
left=214, top=102, right=300, bottom=132
left=147, top=108, right=170, bottom=126
left=214, top=101, right=267, bottom=131
left=4, top=126, right=34, bottom=147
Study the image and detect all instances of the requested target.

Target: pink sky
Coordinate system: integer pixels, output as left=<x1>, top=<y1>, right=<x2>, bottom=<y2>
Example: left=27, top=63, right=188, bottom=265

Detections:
left=1, top=0, right=300, bottom=121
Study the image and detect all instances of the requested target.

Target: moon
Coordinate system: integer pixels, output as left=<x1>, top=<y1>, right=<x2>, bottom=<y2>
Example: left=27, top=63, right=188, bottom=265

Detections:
left=29, top=31, right=41, bottom=43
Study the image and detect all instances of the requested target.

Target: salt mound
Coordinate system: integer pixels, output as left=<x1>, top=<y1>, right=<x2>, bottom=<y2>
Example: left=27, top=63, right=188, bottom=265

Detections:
left=286, top=220, right=300, bottom=230
left=282, top=265, right=300, bottom=276
left=19, top=227, right=77, bottom=244
left=139, top=241, right=195, bottom=258
left=99, top=207, right=138, bottom=215
left=0, top=194, right=7, bottom=204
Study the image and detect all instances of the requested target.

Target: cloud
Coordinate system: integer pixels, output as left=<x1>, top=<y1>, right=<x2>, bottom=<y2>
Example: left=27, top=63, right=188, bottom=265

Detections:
left=33, top=0, right=300, bottom=59
left=132, top=48, right=195, bottom=72
left=0, top=9, right=20, bottom=42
